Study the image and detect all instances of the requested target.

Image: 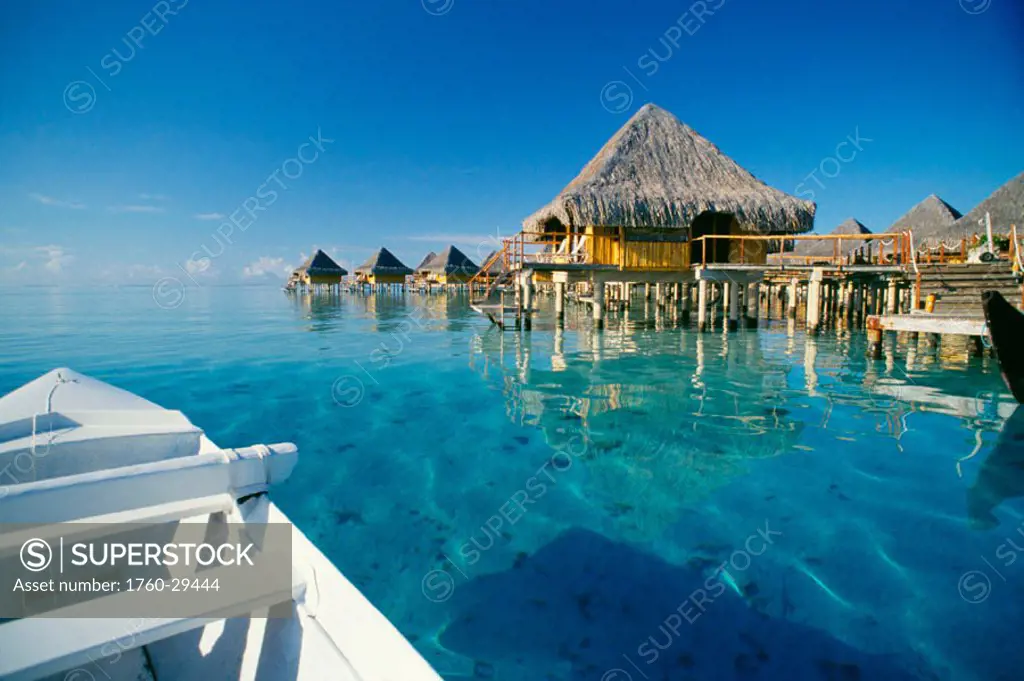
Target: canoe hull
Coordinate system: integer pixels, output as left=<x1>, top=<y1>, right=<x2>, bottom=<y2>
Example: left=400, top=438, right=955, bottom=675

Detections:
left=982, top=290, right=1024, bottom=403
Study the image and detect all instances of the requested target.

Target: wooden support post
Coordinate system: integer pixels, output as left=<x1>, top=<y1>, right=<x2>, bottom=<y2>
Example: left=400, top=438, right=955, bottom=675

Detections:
left=866, top=317, right=883, bottom=360
left=656, top=283, right=664, bottom=308
left=721, top=282, right=731, bottom=328
left=727, top=280, right=740, bottom=331
left=887, top=279, right=898, bottom=314
left=787, top=278, right=798, bottom=318
left=745, top=282, right=759, bottom=328
left=697, top=279, right=709, bottom=332
left=592, top=277, right=605, bottom=330
left=680, top=283, right=691, bottom=323
left=644, top=283, right=651, bottom=300
left=554, top=281, right=565, bottom=324
left=806, top=269, right=823, bottom=335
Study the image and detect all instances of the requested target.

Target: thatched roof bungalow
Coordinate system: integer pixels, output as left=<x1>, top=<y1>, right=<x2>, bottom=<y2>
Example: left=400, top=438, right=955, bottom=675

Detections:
left=355, top=247, right=413, bottom=285
left=414, top=251, right=437, bottom=273
left=421, top=245, right=479, bottom=284
left=792, top=218, right=872, bottom=260
left=289, top=249, right=347, bottom=289
left=948, top=172, right=1024, bottom=245
left=884, top=194, right=962, bottom=249
left=480, top=250, right=508, bottom=277
left=522, top=103, right=815, bottom=267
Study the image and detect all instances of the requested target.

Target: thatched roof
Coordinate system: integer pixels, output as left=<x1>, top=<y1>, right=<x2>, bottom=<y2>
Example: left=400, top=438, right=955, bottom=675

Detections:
left=946, top=171, right=1024, bottom=244
left=296, top=249, right=347, bottom=276
left=480, top=250, right=507, bottom=275
left=422, top=245, right=478, bottom=275
left=794, top=218, right=872, bottom=257
left=884, top=194, right=962, bottom=247
left=355, top=247, right=413, bottom=276
left=523, top=103, right=815, bottom=234
left=414, top=251, right=437, bottom=272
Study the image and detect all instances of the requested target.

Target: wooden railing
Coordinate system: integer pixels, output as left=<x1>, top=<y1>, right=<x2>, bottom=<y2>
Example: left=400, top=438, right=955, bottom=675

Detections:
left=697, top=232, right=912, bottom=268
left=475, top=229, right=919, bottom=273
left=468, top=245, right=510, bottom=287
left=1010, top=225, right=1022, bottom=277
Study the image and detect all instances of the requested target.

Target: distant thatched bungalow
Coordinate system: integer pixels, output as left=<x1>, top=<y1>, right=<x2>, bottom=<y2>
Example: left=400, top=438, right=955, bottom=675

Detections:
left=946, top=172, right=1023, bottom=246
left=420, top=245, right=479, bottom=285
left=522, top=103, right=815, bottom=269
left=789, top=218, right=872, bottom=262
left=355, top=247, right=413, bottom=286
left=288, top=249, right=347, bottom=291
left=414, top=251, right=437, bottom=274
left=884, top=194, right=962, bottom=250
left=480, top=250, right=507, bottom=277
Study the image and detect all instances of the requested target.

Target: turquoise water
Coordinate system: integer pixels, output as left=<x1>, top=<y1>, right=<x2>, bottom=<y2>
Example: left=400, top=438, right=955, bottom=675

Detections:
left=2, top=286, right=1022, bottom=681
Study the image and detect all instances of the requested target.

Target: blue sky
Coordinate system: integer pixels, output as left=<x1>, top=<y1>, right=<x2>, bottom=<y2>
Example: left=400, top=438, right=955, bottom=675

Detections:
left=0, top=0, right=1021, bottom=284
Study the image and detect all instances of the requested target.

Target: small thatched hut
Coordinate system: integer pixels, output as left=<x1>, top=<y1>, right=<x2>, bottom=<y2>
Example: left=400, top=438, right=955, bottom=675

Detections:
left=414, top=251, right=437, bottom=273
left=884, top=194, right=962, bottom=249
left=480, top=250, right=507, bottom=277
left=792, top=218, right=872, bottom=260
left=522, top=103, right=815, bottom=267
left=355, top=247, right=413, bottom=285
left=421, top=245, right=479, bottom=284
left=289, top=249, right=347, bottom=290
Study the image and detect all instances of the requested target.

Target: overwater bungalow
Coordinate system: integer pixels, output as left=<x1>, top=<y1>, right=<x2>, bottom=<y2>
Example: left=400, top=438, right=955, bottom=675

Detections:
left=520, top=103, right=814, bottom=268
left=884, top=194, right=963, bottom=253
left=476, top=103, right=816, bottom=329
left=781, top=218, right=873, bottom=264
left=947, top=172, right=1024, bottom=246
left=420, top=245, right=479, bottom=286
left=411, top=251, right=438, bottom=289
left=287, top=248, right=348, bottom=293
left=355, top=247, right=414, bottom=289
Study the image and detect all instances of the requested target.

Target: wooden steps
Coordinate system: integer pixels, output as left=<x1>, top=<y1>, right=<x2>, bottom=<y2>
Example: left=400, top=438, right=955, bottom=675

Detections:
left=916, top=261, right=1022, bottom=316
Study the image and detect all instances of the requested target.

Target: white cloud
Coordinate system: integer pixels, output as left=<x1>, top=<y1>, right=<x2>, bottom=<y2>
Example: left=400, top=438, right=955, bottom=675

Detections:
left=37, top=245, right=74, bottom=273
left=108, top=205, right=165, bottom=214
left=242, top=256, right=293, bottom=279
left=194, top=212, right=226, bottom=221
left=29, top=193, right=86, bottom=210
left=138, top=193, right=168, bottom=201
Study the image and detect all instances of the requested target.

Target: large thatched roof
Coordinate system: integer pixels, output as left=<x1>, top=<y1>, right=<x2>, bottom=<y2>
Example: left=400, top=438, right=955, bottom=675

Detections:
left=884, top=194, right=962, bottom=247
left=422, top=245, right=478, bottom=275
left=947, top=171, right=1024, bottom=244
left=794, top=218, right=872, bottom=257
left=296, top=249, right=347, bottom=276
left=522, top=103, right=815, bottom=234
left=355, top=247, right=413, bottom=276
left=414, top=251, right=437, bottom=272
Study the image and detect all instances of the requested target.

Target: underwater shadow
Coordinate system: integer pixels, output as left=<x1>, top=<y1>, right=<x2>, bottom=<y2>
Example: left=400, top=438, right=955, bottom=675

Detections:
left=440, top=528, right=925, bottom=680
left=968, top=404, right=1024, bottom=529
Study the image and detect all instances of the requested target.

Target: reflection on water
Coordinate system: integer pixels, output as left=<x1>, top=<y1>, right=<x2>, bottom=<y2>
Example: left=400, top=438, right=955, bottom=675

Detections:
left=2, top=287, right=1022, bottom=681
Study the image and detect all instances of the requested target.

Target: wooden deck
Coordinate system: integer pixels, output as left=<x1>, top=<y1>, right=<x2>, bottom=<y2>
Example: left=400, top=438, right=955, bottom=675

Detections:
left=867, top=312, right=986, bottom=336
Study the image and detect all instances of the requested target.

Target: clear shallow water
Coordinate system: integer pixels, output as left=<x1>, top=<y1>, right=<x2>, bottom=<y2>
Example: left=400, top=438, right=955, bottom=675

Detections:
left=2, top=286, right=1022, bottom=681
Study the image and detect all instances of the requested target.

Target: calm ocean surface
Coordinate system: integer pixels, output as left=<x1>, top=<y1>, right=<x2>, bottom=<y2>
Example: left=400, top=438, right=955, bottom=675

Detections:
left=2, top=285, right=1022, bottom=681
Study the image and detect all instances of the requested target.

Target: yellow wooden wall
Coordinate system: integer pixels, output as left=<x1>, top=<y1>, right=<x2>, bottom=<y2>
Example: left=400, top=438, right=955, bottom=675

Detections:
left=582, top=220, right=768, bottom=270
left=301, top=273, right=343, bottom=286
left=585, top=226, right=690, bottom=271
left=364, top=273, right=407, bottom=285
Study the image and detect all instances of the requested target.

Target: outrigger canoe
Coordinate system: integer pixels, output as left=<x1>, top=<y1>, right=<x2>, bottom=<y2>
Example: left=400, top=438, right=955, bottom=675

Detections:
left=982, top=290, right=1024, bottom=403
